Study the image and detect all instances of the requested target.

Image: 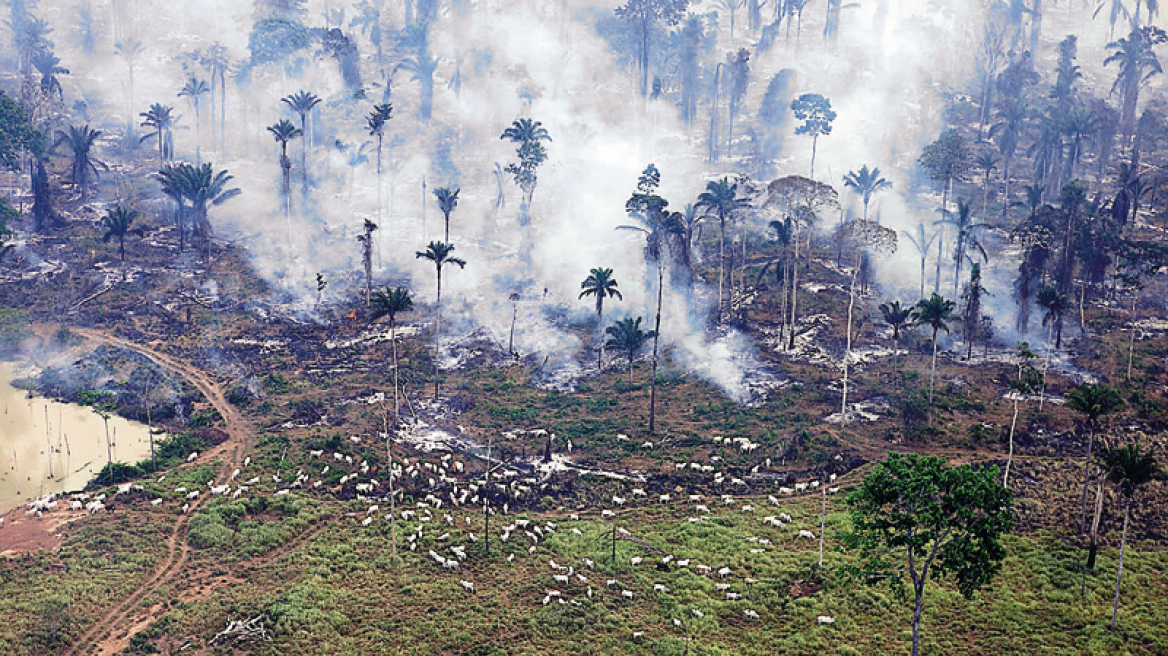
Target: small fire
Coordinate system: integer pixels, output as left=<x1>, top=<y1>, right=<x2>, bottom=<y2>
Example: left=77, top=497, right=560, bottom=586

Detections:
left=347, top=310, right=357, bottom=320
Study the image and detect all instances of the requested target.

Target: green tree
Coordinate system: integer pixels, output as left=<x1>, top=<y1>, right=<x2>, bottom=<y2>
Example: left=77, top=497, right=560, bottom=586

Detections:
left=915, top=293, right=956, bottom=423
left=696, top=177, right=750, bottom=322
left=52, top=124, right=107, bottom=200
left=579, top=267, right=623, bottom=369
left=790, top=93, right=835, bottom=179
left=281, top=90, right=321, bottom=190
left=415, top=242, right=466, bottom=398
left=159, top=162, right=240, bottom=257
left=879, top=300, right=916, bottom=359
left=1103, top=26, right=1166, bottom=140
left=371, top=286, right=413, bottom=418
left=844, top=453, right=1012, bottom=656
left=500, top=118, right=552, bottom=214
left=178, top=77, right=209, bottom=164
left=139, top=102, right=176, bottom=159
left=100, top=205, right=139, bottom=280
left=1097, top=443, right=1161, bottom=630
left=433, top=186, right=460, bottom=243
left=842, top=164, right=891, bottom=222
left=959, top=263, right=988, bottom=360
left=1065, top=383, right=1124, bottom=534
left=605, top=316, right=655, bottom=382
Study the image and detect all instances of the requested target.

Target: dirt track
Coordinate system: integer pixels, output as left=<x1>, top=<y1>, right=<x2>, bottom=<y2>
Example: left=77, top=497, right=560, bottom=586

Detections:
left=60, top=328, right=255, bottom=656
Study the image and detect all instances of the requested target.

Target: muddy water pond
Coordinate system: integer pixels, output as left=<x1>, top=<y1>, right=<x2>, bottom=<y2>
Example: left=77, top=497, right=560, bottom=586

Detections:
left=0, top=362, right=158, bottom=513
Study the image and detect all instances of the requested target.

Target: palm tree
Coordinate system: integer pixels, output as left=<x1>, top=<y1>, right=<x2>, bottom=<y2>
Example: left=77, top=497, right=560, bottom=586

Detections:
left=178, top=77, right=209, bottom=164
left=500, top=117, right=552, bottom=145
left=879, top=300, right=916, bottom=358
left=902, top=224, right=939, bottom=300
left=936, top=198, right=989, bottom=298
left=267, top=119, right=303, bottom=214
left=367, top=103, right=393, bottom=232
left=696, top=178, right=750, bottom=322
left=52, top=125, right=107, bottom=199
left=139, top=103, right=176, bottom=159
left=156, top=166, right=188, bottom=252
left=915, top=293, right=956, bottom=423
left=101, top=205, right=139, bottom=281
left=605, top=317, right=655, bottom=383
left=1098, top=443, right=1161, bottom=630
left=415, top=242, right=466, bottom=398
left=991, top=99, right=1028, bottom=213
left=1066, top=383, right=1125, bottom=534
left=500, top=118, right=552, bottom=211
left=1104, top=26, right=1164, bottom=140
left=1037, top=284, right=1071, bottom=349
left=579, top=267, right=623, bottom=369
left=282, top=90, right=321, bottom=190
left=166, top=163, right=241, bottom=257
left=370, top=286, right=414, bottom=417
left=31, top=50, right=68, bottom=99
left=842, top=165, right=892, bottom=222
left=432, top=187, right=460, bottom=243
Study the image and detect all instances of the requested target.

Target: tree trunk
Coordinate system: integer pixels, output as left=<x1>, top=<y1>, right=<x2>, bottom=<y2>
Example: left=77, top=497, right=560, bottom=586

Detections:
left=1005, top=396, right=1018, bottom=488
left=1079, top=427, right=1094, bottom=535
left=597, top=303, right=605, bottom=370
left=649, top=264, right=663, bottom=434
left=928, top=327, right=939, bottom=424
left=104, top=418, right=112, bottom=485
left=718, top=213, right=726, bottom=323
left=787, top=234, right=801, bottom=350
left=391, top=319, right=400, bottom=417
left=1111, top=501, right=1130, bottom=630
left=810, top=134, right=818, bottom=180
left=147, top=400, right=155, bottom=472
left=434, top=268, right=442, bottom=399
left=817, top=488, right=826, bottom=568
left=841, top=260, right=859, bottom=423
left=1126, top=294, right=1137, bottom=381
left=912, top=582, right=925, bottom=656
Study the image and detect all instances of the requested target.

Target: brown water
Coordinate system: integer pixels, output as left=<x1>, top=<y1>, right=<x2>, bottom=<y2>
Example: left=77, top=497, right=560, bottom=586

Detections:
left=0, top=362, right=159, bottom=513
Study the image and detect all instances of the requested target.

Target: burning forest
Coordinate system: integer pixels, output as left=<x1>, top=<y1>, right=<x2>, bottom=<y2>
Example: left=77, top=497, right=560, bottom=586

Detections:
left=0, top=0, right=1167, bottom=654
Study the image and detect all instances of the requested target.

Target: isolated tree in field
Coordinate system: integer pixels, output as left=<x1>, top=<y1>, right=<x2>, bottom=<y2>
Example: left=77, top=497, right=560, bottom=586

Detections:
left=139, top=103, right=176, bottom=159
left=267, top=119, right=302, bottom=215
left=371, top=286, right=413, bottom=417
left=580, top=267, right=623, bottom=370
left=366, top=102, right=393, bottom=227
left=432, top=186, right=459, bottom=243
left=1037, top=284, right=1071, bottom=349
left=901, top=223, right=938, bottom=300
left=614, top=0, right=689, bottom=98
left=282, top=90, right=321, bottom=189
left=416, top=241, right=466, bottom=398
left=1098, top=443, right=1161, bottom=630
left=606, top=316, right=655, bottom=382
left=1004, top=342, right=1039, bottom=489
left=696, top=177, right=750, bottom=322
left=1104, top=26, right=1166, bottom=140
left=52, top=124, right=106, bottom=199
left=178, top=77, right=209, bottom=164
left=1066, top=383, right=1124, bottom=534
left=80, top=390, right=118, bottom=485
left=843, top=165, right=891, bottom=222
left=790, top=93, right=835, bottom=179
left=500, top=118, right=552, bottom=215
left=879, top=300, right=916, bottom=360
left=844, top=453, right=1012, bottom=656
left=915, top=293, right=956, bottom=423
left=101, top=205, right=139, bottom=281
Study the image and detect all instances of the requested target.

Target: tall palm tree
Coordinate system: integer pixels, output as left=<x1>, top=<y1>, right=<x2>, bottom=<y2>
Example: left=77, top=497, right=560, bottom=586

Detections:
left=30, top=50, right=68, bottom=99
left=842, top=165, right=892, bottom=222
left=991, top=99, right=1028, bottom=214
left=178, top=77, right=209, bottom=164
left=1104, top=26, right=1164, bottom=140
left=696, top=177, right=750, bottom=322
left=500, top=117, right=552, bottom=144
left=1037, top=284, right=1071, bottom=349
left=101, top=205, right=139, bottom=280
left=1066, top=383, right=1125, bottom=534
left=415, top=241, right=466, bottom=398
left=166, top=163, right=241, bottom=257
left=902, top=224, right=939, bottom=300
left=579, top=267, right=623, bottom=369
left=53, top=124, right=107, bottom=199
left=605, top=317, right=655, bottom=383
left=432, top=186, right=460, bottom=243
left=139, top=103, right=176, bottom=159
left=282, top=90, right=321, bottom=189
left=267, top=119, right=303, bottom=214
left=1098, top=443, right=1161, bottom=630
left=367, top=103, right=393, bottom=232
left=915, top=293, right=956, bottom=423
left=937, top=198, right=989, bottom=298
left=371, top=286, right=414, bottom=417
